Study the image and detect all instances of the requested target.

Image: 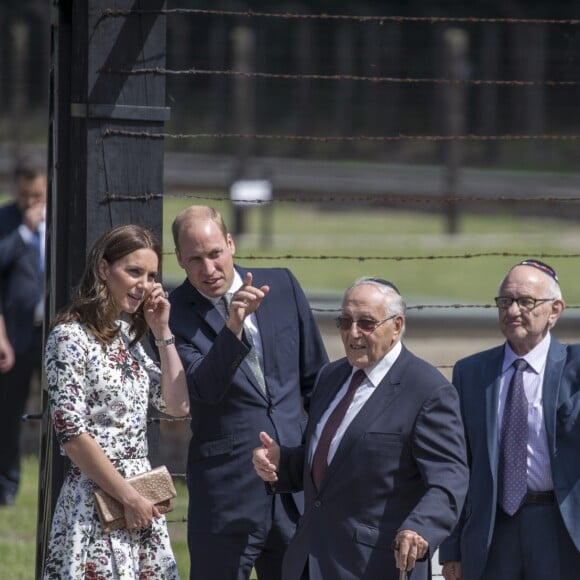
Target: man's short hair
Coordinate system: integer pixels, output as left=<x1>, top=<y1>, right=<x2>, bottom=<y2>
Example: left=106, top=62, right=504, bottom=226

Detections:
left=14, top=154, right=46, bottom=181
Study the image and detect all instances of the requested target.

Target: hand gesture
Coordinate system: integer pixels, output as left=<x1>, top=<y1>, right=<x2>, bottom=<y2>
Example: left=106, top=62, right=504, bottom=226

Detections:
left=143, top=282, right=171, bottom=339
left=252, top=431, right=280, bottom=482
left=226, top=272, right=269, bottom=337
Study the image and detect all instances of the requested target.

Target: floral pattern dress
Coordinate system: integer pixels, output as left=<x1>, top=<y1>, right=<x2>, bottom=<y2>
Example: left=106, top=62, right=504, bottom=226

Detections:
left=43, top=320, right=179, bottom=580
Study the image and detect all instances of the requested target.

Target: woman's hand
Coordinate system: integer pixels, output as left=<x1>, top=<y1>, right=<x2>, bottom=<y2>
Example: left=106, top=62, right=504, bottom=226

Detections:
left=143, top=282, right=171, bottom=339
left=122, top=489, right=162, bottom=531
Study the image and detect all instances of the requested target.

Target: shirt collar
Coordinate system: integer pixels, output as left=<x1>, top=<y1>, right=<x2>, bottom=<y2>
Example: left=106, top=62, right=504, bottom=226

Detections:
left=357, top=340, right=403, bottom=387
left=503, top=332, right=551, bottom=374
left=196, top=270, right=243, bottom=307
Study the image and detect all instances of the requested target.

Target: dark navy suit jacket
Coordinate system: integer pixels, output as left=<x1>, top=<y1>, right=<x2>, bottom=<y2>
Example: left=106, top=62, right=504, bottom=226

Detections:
left=169, top=266, right=328, bottom=534
left=275, top=347, right=468, bottom=580
left=0, top=202, right=43, bottom=353
left=439, top=338, right=580, bottom=579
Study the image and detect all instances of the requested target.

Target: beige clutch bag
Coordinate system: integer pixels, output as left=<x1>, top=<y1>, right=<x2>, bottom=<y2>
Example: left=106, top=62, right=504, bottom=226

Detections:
left=93, top=465, right=176, bottom=533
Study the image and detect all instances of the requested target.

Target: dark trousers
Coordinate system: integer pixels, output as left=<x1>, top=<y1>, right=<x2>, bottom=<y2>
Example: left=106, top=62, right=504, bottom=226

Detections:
left=482, top=503, right=580, bottom=580
left=188, top=494, right=296, bottom=580
left=0, top=330, right=42, bottom=498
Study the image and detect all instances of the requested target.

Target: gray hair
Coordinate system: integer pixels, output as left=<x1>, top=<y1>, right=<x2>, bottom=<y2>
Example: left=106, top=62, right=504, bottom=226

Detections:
left=345, top=276, right=407, bottom=336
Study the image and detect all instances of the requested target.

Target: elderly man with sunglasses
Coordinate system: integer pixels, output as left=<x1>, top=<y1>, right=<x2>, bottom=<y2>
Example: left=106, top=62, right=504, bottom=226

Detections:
left=440, top=259, right=580, bottom=580
left=253, top=276, right=468, bottom=580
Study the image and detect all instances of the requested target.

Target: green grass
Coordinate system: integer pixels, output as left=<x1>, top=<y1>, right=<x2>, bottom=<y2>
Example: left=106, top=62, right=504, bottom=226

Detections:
left=4, top=187, right=578, bottom=303
left=0, top=456, right=39, bottom=579
left=162, top=195, right=580, bottom=305
left=0, top=456, right=258, bottom=579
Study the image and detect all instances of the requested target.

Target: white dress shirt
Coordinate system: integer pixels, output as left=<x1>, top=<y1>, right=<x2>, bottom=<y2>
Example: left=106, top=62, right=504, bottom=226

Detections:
left=309, top=341, right=403, bottom=466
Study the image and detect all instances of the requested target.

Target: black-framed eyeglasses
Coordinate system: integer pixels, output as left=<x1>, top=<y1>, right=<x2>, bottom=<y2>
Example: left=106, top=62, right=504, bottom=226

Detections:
left=494, top=296, right=556, bottom=310
left=335, top=314, right=397, bottom=333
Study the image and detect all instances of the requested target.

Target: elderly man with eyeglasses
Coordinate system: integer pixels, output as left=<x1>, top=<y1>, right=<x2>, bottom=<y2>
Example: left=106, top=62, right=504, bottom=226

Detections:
left=253, top=276, right=468, bottom=580
left=440, top=259, right=580, bottom=580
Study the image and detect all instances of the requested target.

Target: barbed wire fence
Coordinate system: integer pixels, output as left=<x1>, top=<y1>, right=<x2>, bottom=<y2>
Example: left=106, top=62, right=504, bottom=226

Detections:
left=35, top=5, right=580, bottom=577
left=105, top=0, right=579, bottom=486
left=96, top=7, right=580, bottom=297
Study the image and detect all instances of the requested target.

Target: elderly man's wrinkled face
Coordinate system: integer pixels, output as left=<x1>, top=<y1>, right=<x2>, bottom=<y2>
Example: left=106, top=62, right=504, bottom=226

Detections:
left=496, top=265, right=563, bottom=355
left=339, top=284, right=404, bottom=369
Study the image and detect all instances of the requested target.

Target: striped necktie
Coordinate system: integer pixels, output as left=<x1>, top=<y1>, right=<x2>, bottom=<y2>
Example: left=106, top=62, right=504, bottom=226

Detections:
left=222, top=294, right=267, bottom=395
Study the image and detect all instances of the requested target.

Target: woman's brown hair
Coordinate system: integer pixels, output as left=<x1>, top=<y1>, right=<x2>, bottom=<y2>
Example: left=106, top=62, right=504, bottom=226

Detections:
left=54, top=224, right=162, bottom=346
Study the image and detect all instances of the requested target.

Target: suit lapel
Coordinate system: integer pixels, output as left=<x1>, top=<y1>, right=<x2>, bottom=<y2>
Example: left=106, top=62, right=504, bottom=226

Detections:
left=306, top=363, right=351, bottom=444
left=316, top=352, right=407, bottom=493
left=542, top=339, right=566, bottom=454
left=250, top=269, right=274, bottom=379
left=303, top=362, right=351, bottom=490
left=185, top=282, right=225, bottom=335
left=484, top=347, right=504, bottom=483
left=235, top=268, right=270, bottom=401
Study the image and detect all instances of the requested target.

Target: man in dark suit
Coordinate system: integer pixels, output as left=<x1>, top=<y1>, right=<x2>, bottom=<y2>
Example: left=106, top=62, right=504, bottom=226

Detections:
left=169, top=205, right=329, bottom=580
left=0, top=155, right=46, bottom=506
left=253, top=277, right=468, bottom=580
left=440, top=259, right=580, bottom=580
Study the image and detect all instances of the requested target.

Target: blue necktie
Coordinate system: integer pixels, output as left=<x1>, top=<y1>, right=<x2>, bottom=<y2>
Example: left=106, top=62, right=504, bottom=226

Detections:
left=31, top=230, right=43, bottom=272
left=498, top=358, right=528, bottom=515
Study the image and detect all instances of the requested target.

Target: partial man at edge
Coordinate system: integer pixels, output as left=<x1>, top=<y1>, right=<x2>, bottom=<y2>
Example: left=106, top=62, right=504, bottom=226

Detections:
left=0, top=155, right=46, bottom=507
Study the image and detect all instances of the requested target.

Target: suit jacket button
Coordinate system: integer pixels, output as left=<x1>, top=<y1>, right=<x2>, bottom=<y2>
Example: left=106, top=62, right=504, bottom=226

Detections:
left=314, top=500, right=322, bottom=508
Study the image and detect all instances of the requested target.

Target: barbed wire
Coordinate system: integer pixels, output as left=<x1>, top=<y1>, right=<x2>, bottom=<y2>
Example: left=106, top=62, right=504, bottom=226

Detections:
left=97, top=4, right=580, bottom=456
left=103, top=66, right=580, bottom=88
left=315, top=304, right=492, bottom=311
left=312, top=303, right=580, bottom=311
left=99, top=192, right=163, bottom=204
left=104, top=128, right=580, bottom=142
left=101, top=8, right=580, bottom=26
left=228, top=252, right=580, bottom=261
left=166, top=192, right=580, bottom=204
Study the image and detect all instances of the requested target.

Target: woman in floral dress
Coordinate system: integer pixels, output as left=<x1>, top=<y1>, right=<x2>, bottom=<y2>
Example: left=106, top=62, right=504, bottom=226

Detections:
left=43, top=225, right=190, bottom=579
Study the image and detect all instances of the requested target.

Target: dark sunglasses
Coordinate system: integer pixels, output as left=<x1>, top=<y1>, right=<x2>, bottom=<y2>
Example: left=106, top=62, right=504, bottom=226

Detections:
left=335, top=314, right=397, bottom=333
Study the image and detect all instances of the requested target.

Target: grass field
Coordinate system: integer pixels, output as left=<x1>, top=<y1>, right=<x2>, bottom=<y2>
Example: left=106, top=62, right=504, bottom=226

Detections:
left=1, top=188, right=578, bottom=303
left=161, top=196, right=580, bottom=305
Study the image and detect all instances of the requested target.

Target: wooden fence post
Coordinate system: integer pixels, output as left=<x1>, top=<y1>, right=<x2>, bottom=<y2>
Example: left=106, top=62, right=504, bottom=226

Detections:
left=442, top=28, right=469, bottom=235
left=36, top=1, right=169, bottom=575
